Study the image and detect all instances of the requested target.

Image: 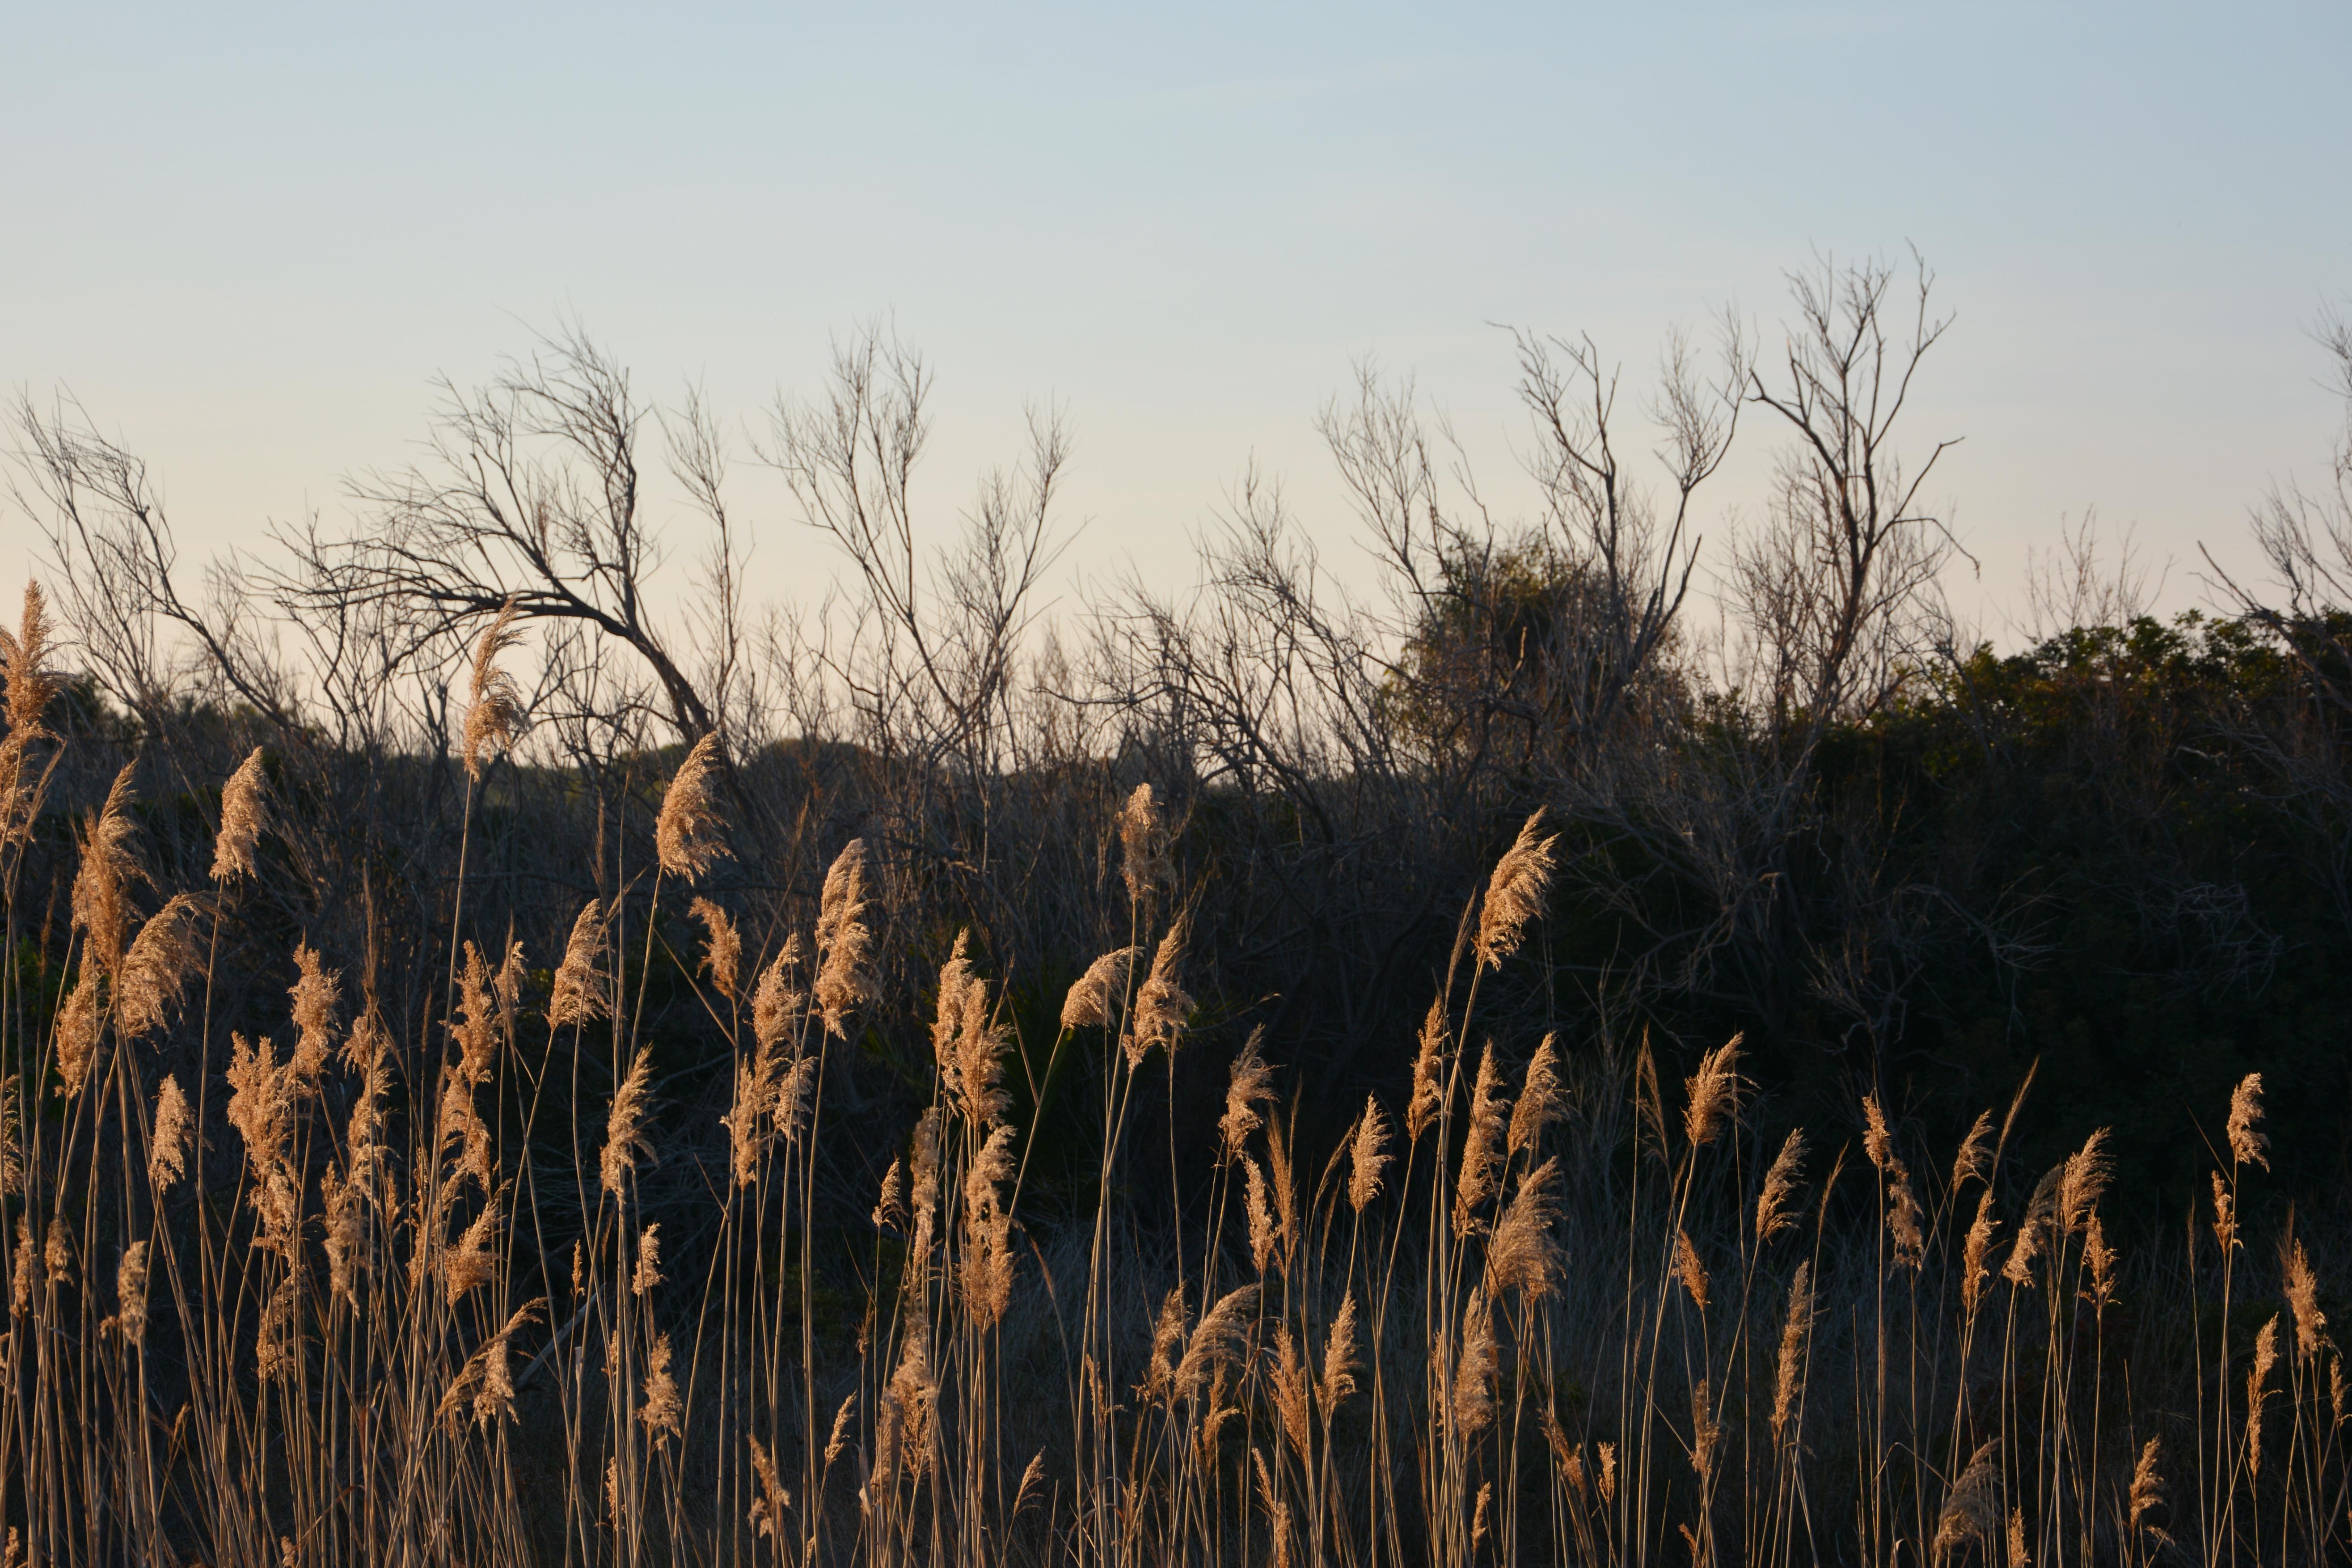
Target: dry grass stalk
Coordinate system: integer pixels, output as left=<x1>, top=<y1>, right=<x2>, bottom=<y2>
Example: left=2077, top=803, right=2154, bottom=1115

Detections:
left=550, top=899, right=610, bottom=1029
left=1756, top=1128, right=1807, bottom=1243
left=1118, top=781, right=1172, bottom=904
left=690, top=896, right=741, bottom=1001
left=1319, top=1290, right=1360, bottom=1416
left=2128, top=1437, right=2165, bottom=1531
left=1508, top=1031, right=1563, bottom=1155
left=1487, top=1158, right=1564, bottom=1300
left=1771, top=1262, right=1812, bottom=1443
left=117, top=892, right=203, bottom=1042
left=227, top=1033, right=304, bottom=1255
left=1673, top=1228, right=1711, bottom=1311
left=748, top=1435, right=792, bottom=1542
left=1932, top=1441, right=2001, bottom=1565
left=1174, top=1284, right=1258, bottom=1400
left=211, top=746, right=269, bottom=882
left=287, top=939, right=340, bottom=1081
left=602, top=1048, right=655, bottom=1195
left=655, top=732, right=729, bottom=880
left=1961, top=1191, right=1997, bottom=1319
left=2083, top=1214, right=2118, bottom=1308
left=10, top=1215, right=34, bottom=1313
left=443, top=1197, right=500, bottom=1303
left=2226, top=1072, right=2268, bottom=1170
left=813, top=838, right=873, bottom=1036
left=1220, top=1026, right=1276, bottom=1157
left=1142, top=1287, right=1187, bottom=1402
left=641, top=1333, right=684, bottom=1445
left=471, top=1299, right=545, bottom=1431
left=460, top=598, right=527, bottom=780
left=1682, top=1034, right=1744, bottom=1147
left=2058, top=1127, right=2112, bottom=1236
left=0, top=1078, right=18, bottom=1201
left=2007, top=1508, right=2030, bottom=1568
left=451, top=941, right=500, bottom=1087
left=1951, top=1108, right=1996, bottom=1192
left=632, top=1223, right=664, bottom=1296
left=1348, top=1095, right=1390, bottom=1213
left=2248, top=1313, right=2281, bottom=1476
left=0, top=583, right=60, bottom=852
left=1474, top=808, right=1556, bottom=968
left=933, top=931, right=1010, bottom=1127
left=1244, top=1155, right=1277, bottom=1276
left=53, top=968, right=102, bottom=1099
left=2285, top=1237, right=2330, bottom=1357
left=2209, top=1171, right=2238, bottom=1254
left=1125, top=915, right=1193, bottom=1065
left=438, top=1066, right=494, bottom=1194
left=1406, top=998, right=1446, bottom=1141
left=1060, top=943, right=1138, bottom=1029
left=1451, top=1043, right=1509, bottom=1238
left=751, top=934, right=803, bottom=1048
left=148, top=1075, right=189, bottom=1193
left=1272, top=1324, right=1311, bottom=1456
left=107, top=1241, right=149, bottom=1344
left=72, top=762, right=144, bottom=978
left=1452, top=1286, right=1499, bottom=1437
left=960, top=1124, right=1017, bottom=1327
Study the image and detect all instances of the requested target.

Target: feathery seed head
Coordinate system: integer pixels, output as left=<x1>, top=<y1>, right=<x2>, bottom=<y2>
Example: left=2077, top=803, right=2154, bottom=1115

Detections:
left=1682, top=1034, right=1744, bottom=1148
left=211, top=748, right=269, bottom=882
left=655, top=732, right=730, bottom=880
left=549, top=899, right=610, bottom=1029
left=286, top=940, right=340, bottom=1081
left=1756, top=1128, right=1807, bottom=1243
left=690, top=897, right=742, bottom=1002
left=813, top=838, right=874, bottom=1037
left=1406, top=998, right=1446, bottom=1141
left=632, top=1223, right=663, bottom=1296
left=1487, top=1158, right=1565, bottom=1300
left=2059, top=1128, right=2112, bottom=1236
left=1451, top=1042, right=1510, bottom=1237
left=1119, top=781, right=1173, bottom=904
left=1060, top=944, right=1139, bottom=1030
left=1508, top=1032, right=1564, bottom=1156
left=1475, top=808, right=1556, bottom=969
left=118, top=892, right=204, bottom=1043
left=600, top=1048, right=655, bottom=1195
left=1220, top=1027, right=1277, bottom=1158
left=751, top=933, right=805, bottom=1049
left=1348, top=1095, right=1391, bottom=1213
left=54, top=968, right=104, bottom=1099
left=461, top=599, right=527, bottom=780
left=1771, top=1263, right=1813, bottom=1442
left=2227, top=1074, right=2268, bottom=1171
left=72, top=763, right=145, bottom=979
left=149, top=1075, right=190, bottom=1193
left=2285, top=1238, right=2329, bottom=1358
left=1951, top=1108, right=1996, bottom=1193
left=1674, top=1227, right=1711, bottom=1311
left=1124, top=915, right=1193, bottom=1064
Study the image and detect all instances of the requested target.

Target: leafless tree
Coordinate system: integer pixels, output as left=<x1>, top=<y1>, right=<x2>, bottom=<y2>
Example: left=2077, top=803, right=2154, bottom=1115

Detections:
left=760, top=324, right=1072, bottom=782
left=274, top=324, right=729, bottom=756
left=1733, top=250, right=1963, bottom=746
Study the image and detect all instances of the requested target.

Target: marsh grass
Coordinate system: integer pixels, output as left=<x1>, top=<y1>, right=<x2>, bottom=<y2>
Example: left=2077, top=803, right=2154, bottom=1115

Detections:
left=0, top=581, right=2346, bottom=1567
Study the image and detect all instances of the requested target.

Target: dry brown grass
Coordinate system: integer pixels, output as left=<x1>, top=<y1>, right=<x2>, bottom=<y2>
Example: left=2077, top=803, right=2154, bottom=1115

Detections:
left=0, top=595, right=2346, bottom=1568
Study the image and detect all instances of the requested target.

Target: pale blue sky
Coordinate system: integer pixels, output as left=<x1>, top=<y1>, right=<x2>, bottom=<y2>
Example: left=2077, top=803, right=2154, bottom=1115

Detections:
left=6, top=2, right=2348, bottom=638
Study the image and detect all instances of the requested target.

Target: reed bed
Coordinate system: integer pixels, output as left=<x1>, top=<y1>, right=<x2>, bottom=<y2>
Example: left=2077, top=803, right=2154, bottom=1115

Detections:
left=0, top=581, right=2344, bottom=1567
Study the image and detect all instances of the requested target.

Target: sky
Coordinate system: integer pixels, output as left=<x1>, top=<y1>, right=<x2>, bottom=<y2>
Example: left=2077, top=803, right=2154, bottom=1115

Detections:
left=5, top=1, right=2349, bottom=655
